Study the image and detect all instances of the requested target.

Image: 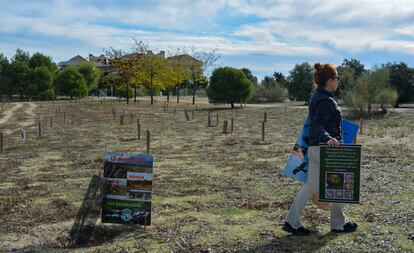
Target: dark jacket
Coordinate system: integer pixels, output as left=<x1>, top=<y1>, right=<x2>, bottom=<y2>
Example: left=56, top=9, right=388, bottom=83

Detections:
left=308, top=87, right=342, bottom=146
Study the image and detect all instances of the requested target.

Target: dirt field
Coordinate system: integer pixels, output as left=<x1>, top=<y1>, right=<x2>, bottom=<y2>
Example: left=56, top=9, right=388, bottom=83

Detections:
left=0, top=98, right=413, bottom=252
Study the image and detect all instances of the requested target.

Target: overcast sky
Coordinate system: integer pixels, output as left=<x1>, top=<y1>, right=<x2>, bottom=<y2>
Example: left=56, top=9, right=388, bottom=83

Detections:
left=1, top=0, right=414, bottom=80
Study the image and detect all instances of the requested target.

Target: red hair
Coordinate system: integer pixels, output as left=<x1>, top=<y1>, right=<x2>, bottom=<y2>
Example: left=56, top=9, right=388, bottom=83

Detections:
left=313, top=63, right=337, bottom=88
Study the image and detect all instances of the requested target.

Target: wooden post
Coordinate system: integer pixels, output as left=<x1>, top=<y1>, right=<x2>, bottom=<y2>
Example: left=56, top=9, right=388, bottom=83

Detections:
left=208, top=115, right=212, bottom=127
left=216, top=114, right=219, bottom=126
left=146, top=130, right=150, bottom=154
left=21, top=129, right=26, bottom=140
left=223, top=120, right=228, bottom=134
left=262, top=121, right=265, bottom=142
left=38, top=122, right=42, bottom=138
left=112, top=108, right=116, bottom=120
left=231, top=118, right=234, bottom=132
left=185, top=111, right=190, bottom=121
left=0, top=132, right=4, bottom=153
left=264, top=112, right=267, bottom=122
left=284, top=104, right=287, bottom=118
left=359, top=118, right=363, bottom=134
left=50, top=116, right=53, bottom=127
left=120, top=114, right=124, bottom=125
left=163, top=105, right=166, bottom=112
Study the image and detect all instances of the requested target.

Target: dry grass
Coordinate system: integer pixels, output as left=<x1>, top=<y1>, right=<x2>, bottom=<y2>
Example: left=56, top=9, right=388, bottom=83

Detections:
left=0, top=98, right=413, bottom=252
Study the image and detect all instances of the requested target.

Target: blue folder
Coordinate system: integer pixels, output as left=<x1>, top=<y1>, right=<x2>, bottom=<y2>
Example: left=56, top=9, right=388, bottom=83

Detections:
left=283, top=117, right=359, bottom=182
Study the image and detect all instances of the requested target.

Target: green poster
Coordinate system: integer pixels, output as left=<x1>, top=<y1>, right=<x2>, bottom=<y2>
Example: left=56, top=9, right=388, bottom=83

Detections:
left=319, top=144, right=362, bottom=203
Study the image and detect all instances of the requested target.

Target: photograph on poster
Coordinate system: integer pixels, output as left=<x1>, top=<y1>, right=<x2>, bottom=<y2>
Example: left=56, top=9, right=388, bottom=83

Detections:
left=326, top=173, right=344, bottom=189
left=345, top=191, right=353, bottom=199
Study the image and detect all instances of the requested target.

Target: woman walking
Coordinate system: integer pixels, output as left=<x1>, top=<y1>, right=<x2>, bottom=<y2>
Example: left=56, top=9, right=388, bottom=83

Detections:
left=282, top=63, right=358, bottom=236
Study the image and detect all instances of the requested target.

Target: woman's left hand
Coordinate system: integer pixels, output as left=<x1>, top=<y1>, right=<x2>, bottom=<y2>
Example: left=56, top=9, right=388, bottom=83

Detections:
left=327, top=138, right=340, bottom=147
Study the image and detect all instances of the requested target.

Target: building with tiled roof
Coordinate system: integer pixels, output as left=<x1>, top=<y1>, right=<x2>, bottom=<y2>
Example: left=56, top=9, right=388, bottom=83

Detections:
left=57, top=55, right=88, bottom=69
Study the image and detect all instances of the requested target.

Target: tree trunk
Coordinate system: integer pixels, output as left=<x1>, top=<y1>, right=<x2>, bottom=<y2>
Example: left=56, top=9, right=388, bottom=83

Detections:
left=177, top=86, right=180, bottom=103
left=167, top=89, right=170, bottom=103
left=231, top=102, right=235, bottom=109
left=150, top=88, right=154, bottom=105
left=192, top=82, right=197, bottom=105
left=126, top=84, right=129, bottom=104
left=134, top=86, right=137, bottom=103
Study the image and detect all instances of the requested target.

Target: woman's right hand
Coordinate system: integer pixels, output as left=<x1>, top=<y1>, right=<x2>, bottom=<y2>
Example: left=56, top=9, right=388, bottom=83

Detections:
left=327, top=138, right=340, bottom=147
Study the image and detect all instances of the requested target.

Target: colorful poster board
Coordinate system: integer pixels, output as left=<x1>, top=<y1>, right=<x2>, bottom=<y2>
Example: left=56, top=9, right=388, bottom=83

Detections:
left=102, top=152, right=153, bottom=225
left=283, top=118, right=359, bottom=182
left=319, top=144, right=361, bottom=203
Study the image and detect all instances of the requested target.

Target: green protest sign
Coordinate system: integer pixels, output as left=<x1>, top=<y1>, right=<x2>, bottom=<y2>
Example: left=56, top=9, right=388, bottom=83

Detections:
left=319, top=144, right=362, bottom=203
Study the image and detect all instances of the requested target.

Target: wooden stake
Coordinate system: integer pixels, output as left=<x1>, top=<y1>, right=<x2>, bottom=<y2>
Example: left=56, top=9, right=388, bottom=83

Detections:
left=223, top=120, right=228, bottom=134
left=146, top=130, right=150, bottom=154
left=0, top=132, right=4, bottom=153
left=185, top=111, right=190, bottom=121
left=50, top=116, right=53, bottom=127
left=208, top=115, right=212, bottom=127
left=21, top=129, right=26, bottom=140
left=120, top=114, right=124, bottom=125
left=216, top=114, right=219, bottom=126
left=112, top=108, right=116, bottom=120
left=231, top=118, right=234, bottom=132
left=264, top=112, right=267, bottom=122
left=262, top=121, right=265, bottom=142
left=38, top=122, right=42, bottom=138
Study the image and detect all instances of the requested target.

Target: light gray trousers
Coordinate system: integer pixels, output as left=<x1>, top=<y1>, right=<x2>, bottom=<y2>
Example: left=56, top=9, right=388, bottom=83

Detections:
left=285, top=146, right=347, bottom=230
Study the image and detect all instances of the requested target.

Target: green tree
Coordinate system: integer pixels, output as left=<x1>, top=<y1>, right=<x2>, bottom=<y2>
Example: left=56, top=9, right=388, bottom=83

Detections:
left=30, top=66, right=55, bottom=100
left=341, top=58, right=366, bottom=78
left=0, top=54, right=9, bottom=98
left=336, top=66, right=357, bottom=98
left=116, top=84, right=133, bottom=98
left=78, top=62, right=99, bottom=92
left=4, top=60, right=30, bottom=100
left=273, top=72, right=288, bottom=88
left=12, top=48, right=30, bottom=65
left=29, top=52, right=57, bottom=73
left=241, top=67, right=258, bottom=85
left=386, top=62, right=414, bottom=106
left=343, top=67, right=398, bottom=117
left=286, top=62, right=313, bottom=103
left=206, top=67, right=252, bottom=108
left=55, top=66, right=88, bottom=99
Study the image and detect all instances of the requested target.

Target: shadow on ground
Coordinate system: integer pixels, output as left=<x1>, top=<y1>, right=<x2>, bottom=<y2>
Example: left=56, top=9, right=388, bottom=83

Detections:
left=237, top=232, right=338, bottom=253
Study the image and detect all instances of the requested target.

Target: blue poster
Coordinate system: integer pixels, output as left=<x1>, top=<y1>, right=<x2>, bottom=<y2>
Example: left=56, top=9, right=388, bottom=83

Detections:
left=283, top=117, right=359, bottom=182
